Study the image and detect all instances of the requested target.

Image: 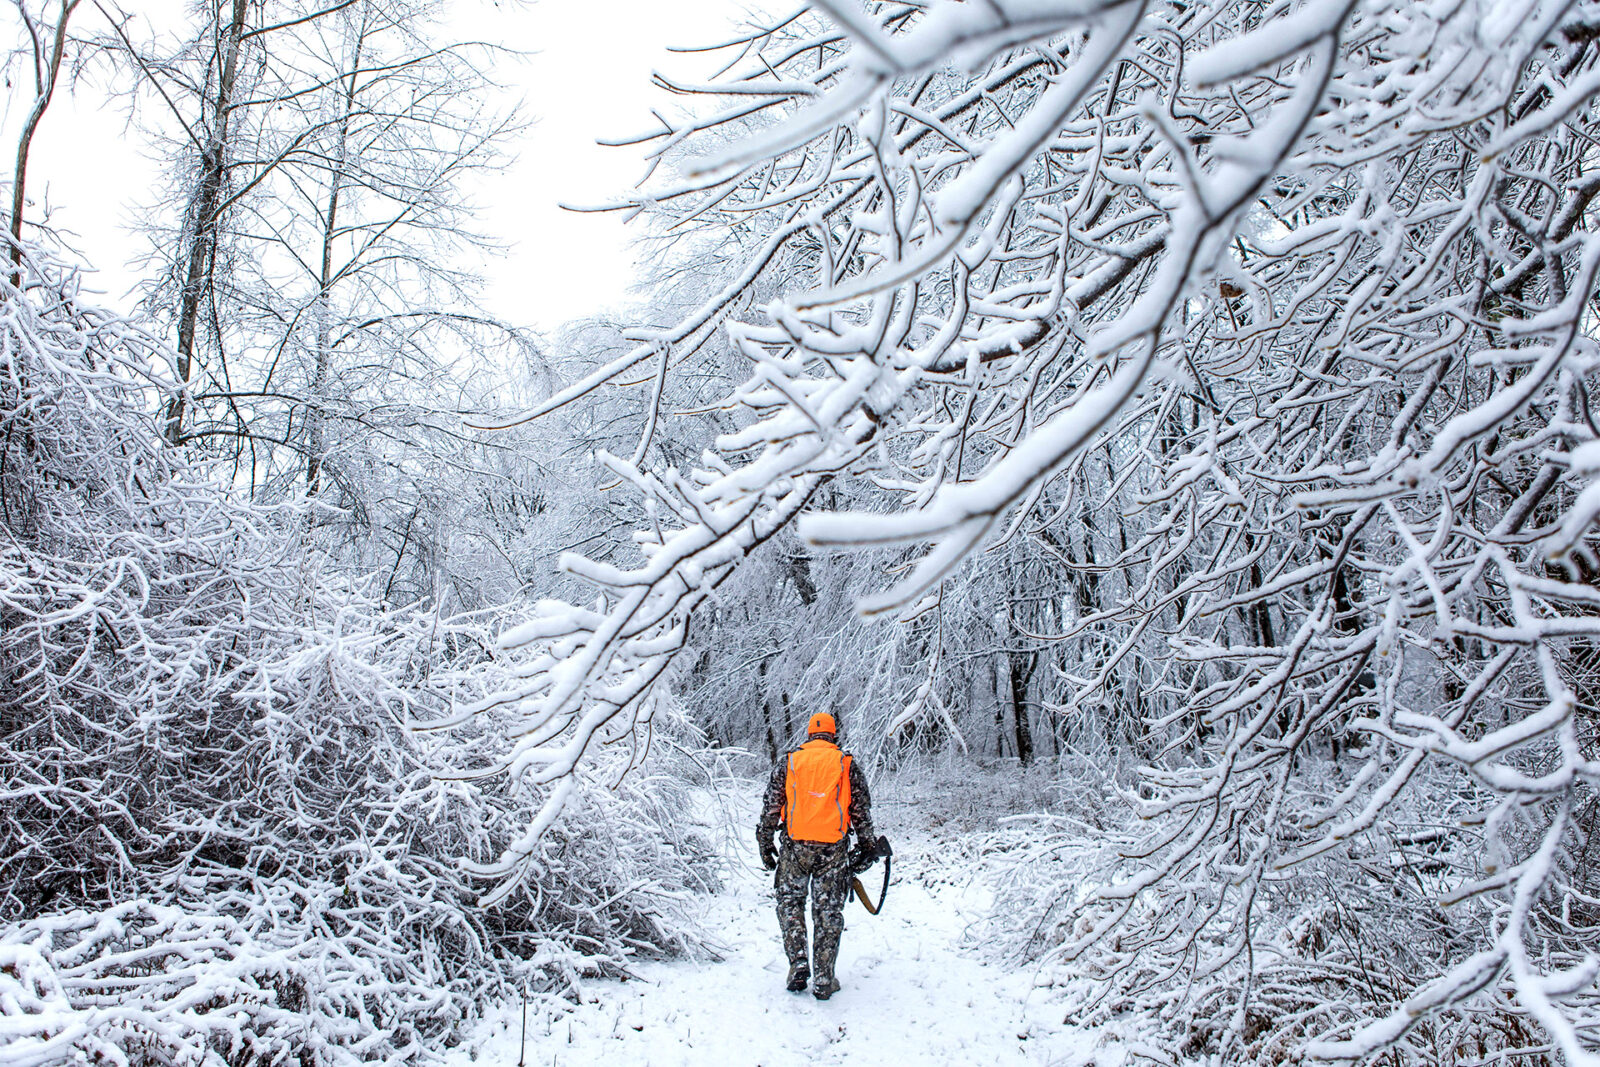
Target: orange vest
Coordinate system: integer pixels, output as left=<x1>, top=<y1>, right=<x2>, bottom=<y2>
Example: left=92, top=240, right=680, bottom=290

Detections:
left=783, top=739, right=852, bottom=844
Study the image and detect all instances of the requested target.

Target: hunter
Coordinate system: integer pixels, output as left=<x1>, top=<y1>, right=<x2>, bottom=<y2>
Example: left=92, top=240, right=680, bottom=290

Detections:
left=756, top=712, right=879, bottom=1000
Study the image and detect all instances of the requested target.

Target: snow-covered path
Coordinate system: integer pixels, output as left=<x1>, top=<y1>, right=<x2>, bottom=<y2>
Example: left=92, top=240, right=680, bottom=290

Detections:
left=460, top=831, right=1105, bottom=1066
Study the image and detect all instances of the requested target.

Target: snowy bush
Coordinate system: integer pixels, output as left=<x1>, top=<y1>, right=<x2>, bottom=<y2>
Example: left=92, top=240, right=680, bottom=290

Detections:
left=0, top=246, right=712, bottom=1065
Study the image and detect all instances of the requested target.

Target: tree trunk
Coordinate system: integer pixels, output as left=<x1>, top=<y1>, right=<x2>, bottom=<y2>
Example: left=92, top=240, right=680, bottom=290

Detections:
left=1010, top=649, right=1036, bottom=766
left=762, top=702, right=777, bottom=762
left=758, top=654, right=779, bottom=760
left=786, top=550, right=818, bottom=606
left=165, top=0, right=249, bottom=446
left=8, top=0, right=80, bottom=286
left=305, top=20, right=366, bottom=493
left=991, top=656, right=1008, bottom=759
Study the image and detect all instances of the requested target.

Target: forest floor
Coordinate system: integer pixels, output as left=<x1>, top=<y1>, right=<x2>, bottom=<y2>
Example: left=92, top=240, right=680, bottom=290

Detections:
left=452, top=767, right=1135, bottom=1066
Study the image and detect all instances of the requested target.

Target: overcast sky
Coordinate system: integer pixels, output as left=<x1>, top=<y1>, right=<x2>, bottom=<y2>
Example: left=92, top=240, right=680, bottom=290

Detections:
left=3, top=0, right=753, bottom=333
left=463, top=0, right=749, bottom=329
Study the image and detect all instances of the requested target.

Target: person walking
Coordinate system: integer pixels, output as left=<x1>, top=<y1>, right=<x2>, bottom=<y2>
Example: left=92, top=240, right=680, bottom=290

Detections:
left=755, top=712, right=880, bottom=1000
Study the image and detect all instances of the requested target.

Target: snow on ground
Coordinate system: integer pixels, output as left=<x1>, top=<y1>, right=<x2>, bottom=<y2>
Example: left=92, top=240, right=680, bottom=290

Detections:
left=454, top=781, right=1123, bottom=1067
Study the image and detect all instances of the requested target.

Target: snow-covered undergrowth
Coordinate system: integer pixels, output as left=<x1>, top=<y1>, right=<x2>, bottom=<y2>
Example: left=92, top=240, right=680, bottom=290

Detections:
left=983, top=744, right=1591, bottom=1066
left=0, top=250, right=715, bottom=1065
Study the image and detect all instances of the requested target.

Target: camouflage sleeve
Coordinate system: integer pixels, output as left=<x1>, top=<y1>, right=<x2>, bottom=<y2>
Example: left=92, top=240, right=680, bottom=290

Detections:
left=756, top=757, right=787, bottom=844
left=848, top=758, right=877, bottom=845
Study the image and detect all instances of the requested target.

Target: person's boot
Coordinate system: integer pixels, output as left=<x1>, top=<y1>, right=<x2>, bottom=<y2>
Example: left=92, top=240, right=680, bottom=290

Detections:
left=780, top=917, right=809, bottom=992
left=812, top=925, right=842, bottom=1000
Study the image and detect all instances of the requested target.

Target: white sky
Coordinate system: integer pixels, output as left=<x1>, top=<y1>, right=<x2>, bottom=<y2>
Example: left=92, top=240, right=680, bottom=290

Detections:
left=465, top=0, right=748, bottom=329
left=4, top=0, right=754, bottom=332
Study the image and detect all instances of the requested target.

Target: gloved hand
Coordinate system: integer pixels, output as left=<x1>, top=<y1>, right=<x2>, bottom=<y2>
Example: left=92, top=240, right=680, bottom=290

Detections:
left=849, top=839, right=878, bottom=875
left=759, top=836, right=778, bottom=871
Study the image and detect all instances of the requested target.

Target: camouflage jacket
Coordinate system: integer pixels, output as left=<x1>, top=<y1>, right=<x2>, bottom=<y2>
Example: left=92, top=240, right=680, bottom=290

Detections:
left=756, top=737, right=877, bottom=846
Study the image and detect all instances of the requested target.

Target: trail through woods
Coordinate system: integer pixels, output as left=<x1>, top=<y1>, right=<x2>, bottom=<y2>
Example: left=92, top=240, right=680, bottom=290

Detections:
left=454, top=787, right=1118, bottom=1066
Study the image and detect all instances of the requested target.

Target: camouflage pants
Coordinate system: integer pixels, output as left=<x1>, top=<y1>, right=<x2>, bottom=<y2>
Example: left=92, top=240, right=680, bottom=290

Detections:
left=775, top=836, right=851, bottom=980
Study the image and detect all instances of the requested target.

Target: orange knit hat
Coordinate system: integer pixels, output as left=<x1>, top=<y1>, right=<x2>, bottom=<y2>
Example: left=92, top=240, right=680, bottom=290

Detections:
left=807, top=712, right=837, bottom=736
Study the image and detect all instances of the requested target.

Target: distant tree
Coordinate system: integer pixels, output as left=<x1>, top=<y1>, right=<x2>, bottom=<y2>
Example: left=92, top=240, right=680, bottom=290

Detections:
left=99, top=0, right=529, bottom=601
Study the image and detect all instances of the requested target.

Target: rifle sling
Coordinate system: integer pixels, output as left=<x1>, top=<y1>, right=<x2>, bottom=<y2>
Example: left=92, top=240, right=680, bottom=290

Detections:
left=849, top=852, right=891, bottom=915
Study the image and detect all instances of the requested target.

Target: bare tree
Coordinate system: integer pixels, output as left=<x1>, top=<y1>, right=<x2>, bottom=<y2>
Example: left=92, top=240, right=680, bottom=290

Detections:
left=96, top=0, right=530, bottom=607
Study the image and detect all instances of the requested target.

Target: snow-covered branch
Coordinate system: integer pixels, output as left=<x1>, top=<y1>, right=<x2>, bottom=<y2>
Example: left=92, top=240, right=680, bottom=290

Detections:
left=476, top=0, right=1600, bottom=1060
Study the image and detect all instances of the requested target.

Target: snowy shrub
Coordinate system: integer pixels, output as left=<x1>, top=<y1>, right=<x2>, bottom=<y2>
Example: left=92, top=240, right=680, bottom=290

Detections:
left=0, top=246, right=711, bottom=1065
